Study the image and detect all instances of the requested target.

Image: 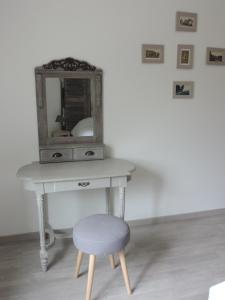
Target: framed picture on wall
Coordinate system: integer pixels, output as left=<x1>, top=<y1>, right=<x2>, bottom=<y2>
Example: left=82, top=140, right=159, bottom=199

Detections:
left=142, top=44, right=164, bottom=63
left=177, top=44, right=194, bottom=69
left=206, top=47, right=225, bottom=65
left=176, top=11, right=197, bottom=32
left=173, top=81, right=194, bottom=99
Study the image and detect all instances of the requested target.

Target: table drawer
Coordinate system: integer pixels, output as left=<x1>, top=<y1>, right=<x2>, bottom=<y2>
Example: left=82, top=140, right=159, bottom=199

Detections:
left=44, top=178, right=110, bottom=193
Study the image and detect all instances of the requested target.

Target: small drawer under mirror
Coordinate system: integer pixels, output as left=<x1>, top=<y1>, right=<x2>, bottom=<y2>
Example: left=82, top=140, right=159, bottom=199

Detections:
left=40, top=148, right=73, bottom=163
left=73, top=146, right=104, bottom=161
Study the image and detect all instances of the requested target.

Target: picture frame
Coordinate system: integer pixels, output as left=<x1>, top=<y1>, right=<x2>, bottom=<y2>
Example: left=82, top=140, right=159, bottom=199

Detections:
left=173, top=81, right=194, bottom=99
left=177, top=44, right=194, bottom=69
left=206, top=47, right=225, bottom=65
left=142, top=44, right=164, bottom=63
left=176, top=11, right=197, bottom=32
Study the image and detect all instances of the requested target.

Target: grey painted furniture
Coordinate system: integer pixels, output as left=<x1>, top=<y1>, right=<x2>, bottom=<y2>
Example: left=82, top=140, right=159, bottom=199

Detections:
left=35, top=58, right=104, bottom=163
left=73, top=214, right=132, bottom=300
left=17, top=158, right=135, bottom=271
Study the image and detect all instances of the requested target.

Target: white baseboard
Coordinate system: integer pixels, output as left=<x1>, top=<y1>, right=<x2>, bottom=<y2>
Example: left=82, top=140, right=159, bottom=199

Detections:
left=127, top=208, right=225, bottom=227
left=1, top=208, right=225, bottom=243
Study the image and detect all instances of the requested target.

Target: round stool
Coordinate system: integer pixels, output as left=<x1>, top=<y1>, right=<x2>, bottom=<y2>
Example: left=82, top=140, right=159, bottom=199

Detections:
left=73, top=214, right=132, bottom=300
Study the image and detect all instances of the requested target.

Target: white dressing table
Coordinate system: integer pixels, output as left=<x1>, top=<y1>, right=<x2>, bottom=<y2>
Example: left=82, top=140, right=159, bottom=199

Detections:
left=17, top=158, right=135, bottom=271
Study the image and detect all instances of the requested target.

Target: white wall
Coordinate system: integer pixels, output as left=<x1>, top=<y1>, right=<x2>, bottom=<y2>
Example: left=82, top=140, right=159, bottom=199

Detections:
left=1, top=0, right=225, bottom=236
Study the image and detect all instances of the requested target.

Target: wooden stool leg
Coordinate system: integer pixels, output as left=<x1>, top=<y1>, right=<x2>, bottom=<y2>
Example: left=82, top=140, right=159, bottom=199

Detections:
left=108, top=255, right=115, bottom=269
left=118, top=251, right=132, bottom=295
left=75, top=250, right=84, bottom=278
left=86, top=254, right=96, bottom=300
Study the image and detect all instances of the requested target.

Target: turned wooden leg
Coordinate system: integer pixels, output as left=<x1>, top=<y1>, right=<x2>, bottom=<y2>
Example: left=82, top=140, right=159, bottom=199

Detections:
left=108, top=255, right=115, bottom=269
left=119, top=187, right=126, bottom=220
left=75, top=250, right=84, bottom=278
left=36, top=193, right=48, bottom=272
left=118, top=251, right=132, bottom=295
left=86, top=254, right=96, bottom=300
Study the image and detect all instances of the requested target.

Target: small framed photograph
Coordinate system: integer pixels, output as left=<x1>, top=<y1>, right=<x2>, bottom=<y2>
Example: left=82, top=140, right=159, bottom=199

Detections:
left=177, top=44, right=194, bottom=69
left=206, top=47, right=225, bottom=65
left=173, top=81, right=194, bottom=99
left=142, top=44, right=164, bottom=63
left=176, top=11, right=197, bottom=32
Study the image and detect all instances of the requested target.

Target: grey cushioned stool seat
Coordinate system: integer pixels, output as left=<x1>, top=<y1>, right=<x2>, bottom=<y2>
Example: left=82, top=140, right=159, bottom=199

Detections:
left=73, top=214, right=130, bottom=255
left=73, top=214, right=132, bottom=300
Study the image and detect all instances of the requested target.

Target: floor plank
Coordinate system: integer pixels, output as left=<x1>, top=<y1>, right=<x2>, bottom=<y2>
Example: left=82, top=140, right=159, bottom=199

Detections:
left=1, top=214, right=225, bottom=299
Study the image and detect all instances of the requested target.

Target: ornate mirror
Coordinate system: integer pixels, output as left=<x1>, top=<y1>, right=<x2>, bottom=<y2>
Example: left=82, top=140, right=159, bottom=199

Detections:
left=35, top=58, right=104, bottom=163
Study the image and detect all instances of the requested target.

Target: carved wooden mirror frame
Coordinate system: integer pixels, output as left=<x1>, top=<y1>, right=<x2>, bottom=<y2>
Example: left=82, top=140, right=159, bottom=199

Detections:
left=35, top=58, right=104, bottom=163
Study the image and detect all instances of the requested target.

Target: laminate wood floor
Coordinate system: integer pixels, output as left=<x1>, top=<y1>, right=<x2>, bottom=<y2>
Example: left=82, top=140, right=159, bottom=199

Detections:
left=1, top=214, right=225, bottom=300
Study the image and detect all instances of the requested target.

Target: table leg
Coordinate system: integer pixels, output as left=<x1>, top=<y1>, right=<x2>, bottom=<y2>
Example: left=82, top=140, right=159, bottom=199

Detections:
left=105, top=187, right=111, bottom=215
left=45, top=223, right=55, bottom=248
left=119, top=187, right=126, bottom=220
left=36, top=192, right=48, bottom=272
left=43, top=194, right=55, bottom=248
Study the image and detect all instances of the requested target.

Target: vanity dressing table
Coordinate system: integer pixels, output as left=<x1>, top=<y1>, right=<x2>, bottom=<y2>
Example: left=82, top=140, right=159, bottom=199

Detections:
left=17, top=58, right=135, bottom=271
left=17, top=158, right=135, bottom=271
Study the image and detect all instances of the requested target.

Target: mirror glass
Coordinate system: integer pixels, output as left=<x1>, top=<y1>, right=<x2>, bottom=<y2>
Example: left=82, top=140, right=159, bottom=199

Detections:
left=45, top=77, right=93, bottom=138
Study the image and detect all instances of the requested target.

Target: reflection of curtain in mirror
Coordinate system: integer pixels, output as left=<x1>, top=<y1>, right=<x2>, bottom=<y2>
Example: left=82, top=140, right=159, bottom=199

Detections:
left=46, top=78, right=61, bottom=137
left=63, top=79, right=92, bottom=131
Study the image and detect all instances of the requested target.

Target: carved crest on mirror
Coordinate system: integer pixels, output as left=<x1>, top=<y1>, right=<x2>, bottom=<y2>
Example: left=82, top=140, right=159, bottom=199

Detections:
left=40, top=57, right=97, bottom=72
left=35, top=58, right=104, bottom=163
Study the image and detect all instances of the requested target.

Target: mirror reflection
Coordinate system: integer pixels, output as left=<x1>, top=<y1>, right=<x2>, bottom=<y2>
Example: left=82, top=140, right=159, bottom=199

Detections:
left=46, top=78, right=93, bottom=138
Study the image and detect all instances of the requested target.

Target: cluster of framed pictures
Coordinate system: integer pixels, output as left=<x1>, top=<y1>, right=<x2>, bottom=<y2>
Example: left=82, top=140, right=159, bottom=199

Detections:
left=142, top=11, right=225, bottom=99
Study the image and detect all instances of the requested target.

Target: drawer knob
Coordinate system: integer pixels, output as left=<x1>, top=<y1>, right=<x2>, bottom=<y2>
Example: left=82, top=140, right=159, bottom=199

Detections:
left=78, top=182, right=90, bottom=187
left=85, top=150, right=95, bottom=156
left=52, top=152, right=63, bottom=158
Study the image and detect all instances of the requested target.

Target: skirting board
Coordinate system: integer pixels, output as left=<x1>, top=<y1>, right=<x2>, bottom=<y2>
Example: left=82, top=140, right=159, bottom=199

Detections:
left=128, top=207, right=225, bottom=227
left=1, top=208, right=225, bottom=244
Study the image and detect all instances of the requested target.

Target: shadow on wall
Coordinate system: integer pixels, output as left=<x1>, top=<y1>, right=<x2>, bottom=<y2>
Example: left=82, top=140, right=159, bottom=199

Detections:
left=105, top=146, right=165, bottom=220
left=125, top=161, right=165, bottom=220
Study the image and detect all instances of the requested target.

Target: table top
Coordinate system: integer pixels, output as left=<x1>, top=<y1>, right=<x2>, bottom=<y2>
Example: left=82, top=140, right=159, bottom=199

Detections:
left=17, top=158, right=135, bottom=183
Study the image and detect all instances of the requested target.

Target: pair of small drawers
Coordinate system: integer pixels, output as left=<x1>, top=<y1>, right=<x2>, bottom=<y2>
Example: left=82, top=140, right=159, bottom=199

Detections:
left=40, top=146, right=104, bottom=163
